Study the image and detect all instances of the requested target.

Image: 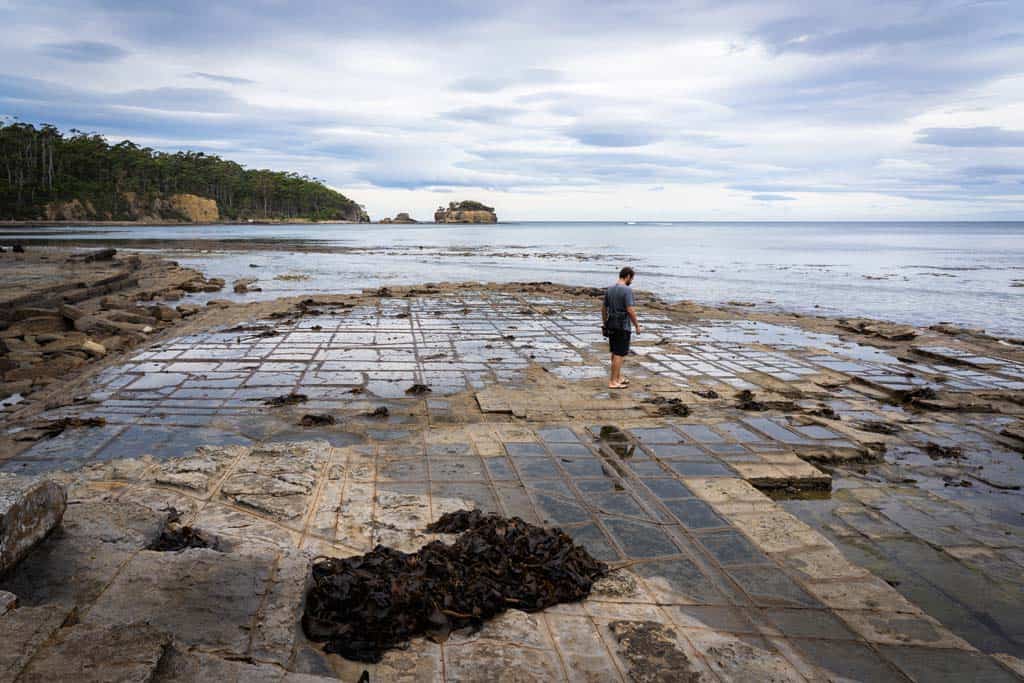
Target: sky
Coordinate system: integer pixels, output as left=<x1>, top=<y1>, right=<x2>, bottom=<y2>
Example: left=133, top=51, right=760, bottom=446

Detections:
left=2, top=0, right=1023, bottom=221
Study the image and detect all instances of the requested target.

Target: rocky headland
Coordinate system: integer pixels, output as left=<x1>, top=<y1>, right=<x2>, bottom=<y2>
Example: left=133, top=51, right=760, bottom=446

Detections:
left=434, top=201, right=497, bottom=224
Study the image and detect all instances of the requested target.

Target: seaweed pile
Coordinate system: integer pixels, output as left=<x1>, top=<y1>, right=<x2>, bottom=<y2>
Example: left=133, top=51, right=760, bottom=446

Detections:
left=302, top=509, right=608, bottom=662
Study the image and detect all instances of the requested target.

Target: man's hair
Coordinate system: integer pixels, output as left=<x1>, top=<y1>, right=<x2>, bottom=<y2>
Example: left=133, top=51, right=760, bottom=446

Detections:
left=619, top=266, right=635, bottom=280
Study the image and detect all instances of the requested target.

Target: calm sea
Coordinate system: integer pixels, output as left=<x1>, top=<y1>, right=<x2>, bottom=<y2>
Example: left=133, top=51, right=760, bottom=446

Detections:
left=3, top=221, right=1022, bottom=337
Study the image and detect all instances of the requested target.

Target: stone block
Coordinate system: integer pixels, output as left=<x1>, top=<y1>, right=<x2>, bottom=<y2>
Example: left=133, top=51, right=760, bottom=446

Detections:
left=0, top=474, right=66, bottom=575
left=18, top=622, right=171, bottom=683
left=0, top=603, right=76, bottom=681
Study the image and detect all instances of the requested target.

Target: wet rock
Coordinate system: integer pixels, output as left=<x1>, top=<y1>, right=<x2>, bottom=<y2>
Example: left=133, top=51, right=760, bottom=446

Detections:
left=80, top=247, right=118, bottom=262
left=0, top=474, right=67, bottom=575
left=148, top=522, right=219, bottom=552
left=300, top=413, right=336, bottom=427
left=302, top=509, right=607, bottom=663
left=924, top=442, right=963, bottom=459
left=264, top=392, right=309, bottom=407
left=608, top=620, right=700, bottom=683
left=642, top=396, right=690, bottom=416
left=233, top=278, right=260, bottom=294
left=26, top=415, right=106, bottom=440
left=735, top=389, right=765, bottom=411
left=147, top=304, right=180, bottom=321
left=12, top=244, right=24, bottom=253
left=856, top=420, right=902, bottom=435
left=807, top=404, right=840, bottom=420
left=18, top=622, right=171, bottom=682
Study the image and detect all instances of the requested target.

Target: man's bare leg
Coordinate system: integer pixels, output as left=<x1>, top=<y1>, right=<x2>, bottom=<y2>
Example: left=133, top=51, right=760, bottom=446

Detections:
left=609, top=353, right=625, bottom=388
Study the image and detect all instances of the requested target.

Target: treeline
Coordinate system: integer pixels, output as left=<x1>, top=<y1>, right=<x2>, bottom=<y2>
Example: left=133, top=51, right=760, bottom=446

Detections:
left=0, top=122, right=367, bottom=221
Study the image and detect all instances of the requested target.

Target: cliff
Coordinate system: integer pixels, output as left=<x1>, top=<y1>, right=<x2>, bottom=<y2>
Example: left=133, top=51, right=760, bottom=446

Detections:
left=434, top=201, right=497, bottom=224
left=46, top=193, right=219, bottom=223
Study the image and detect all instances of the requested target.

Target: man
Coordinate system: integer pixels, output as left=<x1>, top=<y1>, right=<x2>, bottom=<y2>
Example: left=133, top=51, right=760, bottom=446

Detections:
left=602, top=266, right=641, bottom=389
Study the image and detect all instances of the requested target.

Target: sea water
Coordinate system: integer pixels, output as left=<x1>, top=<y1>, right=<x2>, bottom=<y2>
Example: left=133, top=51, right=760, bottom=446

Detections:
left=3, top=221, right=1022, bottom=336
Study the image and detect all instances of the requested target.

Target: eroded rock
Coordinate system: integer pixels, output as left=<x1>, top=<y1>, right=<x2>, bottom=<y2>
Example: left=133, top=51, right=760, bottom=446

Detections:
left=0, top=474, right=67, bottom=575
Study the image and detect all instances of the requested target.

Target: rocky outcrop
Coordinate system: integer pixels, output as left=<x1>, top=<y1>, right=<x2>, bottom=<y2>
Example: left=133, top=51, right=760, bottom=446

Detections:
left=44, top=193, right=219, bottom=223
left=0, top=474, right=67, bottom=575
left=122, top=192, right=219, bottom=223
left=379, top=212, right=418, bottom=224
left=43, top=199, right=96, bottom=222
left=434, top=201, right=497, bottom=224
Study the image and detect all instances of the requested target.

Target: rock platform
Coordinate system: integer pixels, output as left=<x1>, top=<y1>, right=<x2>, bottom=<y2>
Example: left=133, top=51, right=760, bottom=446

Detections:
left=0, top=284, right=1021, bottom=680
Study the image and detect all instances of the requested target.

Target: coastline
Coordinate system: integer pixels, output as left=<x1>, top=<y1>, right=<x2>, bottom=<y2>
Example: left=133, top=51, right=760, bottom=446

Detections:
left=0, top=219, right=371, bottom=228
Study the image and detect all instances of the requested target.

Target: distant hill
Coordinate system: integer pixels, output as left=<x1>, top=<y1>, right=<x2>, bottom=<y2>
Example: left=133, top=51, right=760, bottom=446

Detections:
left=0, top=122, right=368, bottom=223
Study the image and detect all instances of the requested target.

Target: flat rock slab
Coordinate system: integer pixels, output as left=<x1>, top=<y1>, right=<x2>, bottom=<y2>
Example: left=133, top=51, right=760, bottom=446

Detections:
left=82, top=547, right=295, bottom=662
left=0, top=474, right=66, bottom=575
left=18, top=622, right=171, bottom=683
left=0, top=603, right=76, bottom=681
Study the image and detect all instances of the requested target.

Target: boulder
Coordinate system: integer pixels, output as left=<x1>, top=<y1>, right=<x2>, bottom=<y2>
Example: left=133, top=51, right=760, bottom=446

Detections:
left=58, top=303, right=86, bottom=321
left=176, top=304, right=202, bottom=317
left=0, top=474, right=67, bottom=575
left=81, top=340, right=107, bottom=358
left=0, top=590, right=15, bottom=616
left=148, top=304, right=180, bottom=322
left=233, top=278, right=259, bottom=294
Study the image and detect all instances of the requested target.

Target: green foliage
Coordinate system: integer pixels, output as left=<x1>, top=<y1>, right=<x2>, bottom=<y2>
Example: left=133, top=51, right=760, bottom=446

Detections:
left=449, top=200, right=494, bottom=212
left=0, top=121, right=367, bottom=222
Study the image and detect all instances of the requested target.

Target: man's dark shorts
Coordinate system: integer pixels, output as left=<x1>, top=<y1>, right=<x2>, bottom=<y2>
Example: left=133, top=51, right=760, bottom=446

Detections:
left=609, top=330, right=631, bottom=357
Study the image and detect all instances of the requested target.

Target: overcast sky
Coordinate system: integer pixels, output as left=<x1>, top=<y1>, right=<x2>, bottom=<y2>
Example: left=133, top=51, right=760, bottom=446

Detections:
left=2, top=0, right=1023, bottom=220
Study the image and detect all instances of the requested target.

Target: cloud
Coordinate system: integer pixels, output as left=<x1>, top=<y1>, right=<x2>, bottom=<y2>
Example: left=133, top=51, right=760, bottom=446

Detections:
left=450, top=68, right=564, bottom=93
left=188, top=71, right=255, bottom=85
left=916, top=127, right=1024, bottom=148
left=3, top=1, right=1024, bottom=218
left=752, top=193, right=796, bottom=201
left=567, top=122, right=662, bottom=148
left=37, top=40, right=128, bottom=62
left=440, top=106, right=525, bottom=123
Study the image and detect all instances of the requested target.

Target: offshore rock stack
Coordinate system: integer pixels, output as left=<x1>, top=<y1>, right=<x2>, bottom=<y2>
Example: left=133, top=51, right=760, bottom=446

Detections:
left=434, top=201, right=497, bottom=223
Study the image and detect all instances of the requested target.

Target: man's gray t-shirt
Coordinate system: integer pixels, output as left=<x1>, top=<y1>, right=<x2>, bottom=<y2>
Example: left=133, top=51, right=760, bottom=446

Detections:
left=604, top=284, right=635, bottom=331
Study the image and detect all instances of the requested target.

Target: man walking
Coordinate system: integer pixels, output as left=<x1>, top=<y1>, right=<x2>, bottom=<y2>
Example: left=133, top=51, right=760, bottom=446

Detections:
left=602, top=267, right=641, bottom=389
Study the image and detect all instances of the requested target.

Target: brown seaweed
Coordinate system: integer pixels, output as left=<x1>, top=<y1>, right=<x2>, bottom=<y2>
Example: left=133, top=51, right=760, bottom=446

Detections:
left=301, top=510, right=607, bottom=663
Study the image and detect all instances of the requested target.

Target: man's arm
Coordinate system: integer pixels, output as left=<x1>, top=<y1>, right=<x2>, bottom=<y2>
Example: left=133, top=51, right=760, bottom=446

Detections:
left=626, top=306, right=641, bottom=333
left=602, top=302, right=608, bottom=323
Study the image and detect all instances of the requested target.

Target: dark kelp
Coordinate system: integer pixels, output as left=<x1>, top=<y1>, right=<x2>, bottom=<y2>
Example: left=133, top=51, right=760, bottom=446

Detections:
left=301, top=510, right=608, bottom=662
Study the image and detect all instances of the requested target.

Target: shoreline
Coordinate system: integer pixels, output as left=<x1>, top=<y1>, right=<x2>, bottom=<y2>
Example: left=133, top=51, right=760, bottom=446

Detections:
left=0, top=219, right=371, bottom=228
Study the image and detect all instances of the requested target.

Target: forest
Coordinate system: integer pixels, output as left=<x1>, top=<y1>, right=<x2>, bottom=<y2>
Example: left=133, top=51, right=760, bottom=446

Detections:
left=0, top=121, right=367, bottom=222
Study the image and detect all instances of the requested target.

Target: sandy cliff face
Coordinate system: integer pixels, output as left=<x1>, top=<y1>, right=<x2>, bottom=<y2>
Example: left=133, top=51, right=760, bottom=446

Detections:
left=44, top=193, right=218, bottom=223
left=121, top=192, right=219, bottom=222
left=167, top=194, right=219, bottom=222
left=44, top=199, right=97, bottom=221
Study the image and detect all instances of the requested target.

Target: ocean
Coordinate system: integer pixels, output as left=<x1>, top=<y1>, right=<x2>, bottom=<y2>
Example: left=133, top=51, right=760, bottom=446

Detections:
left=3, top=221, right=1022, bottom=337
